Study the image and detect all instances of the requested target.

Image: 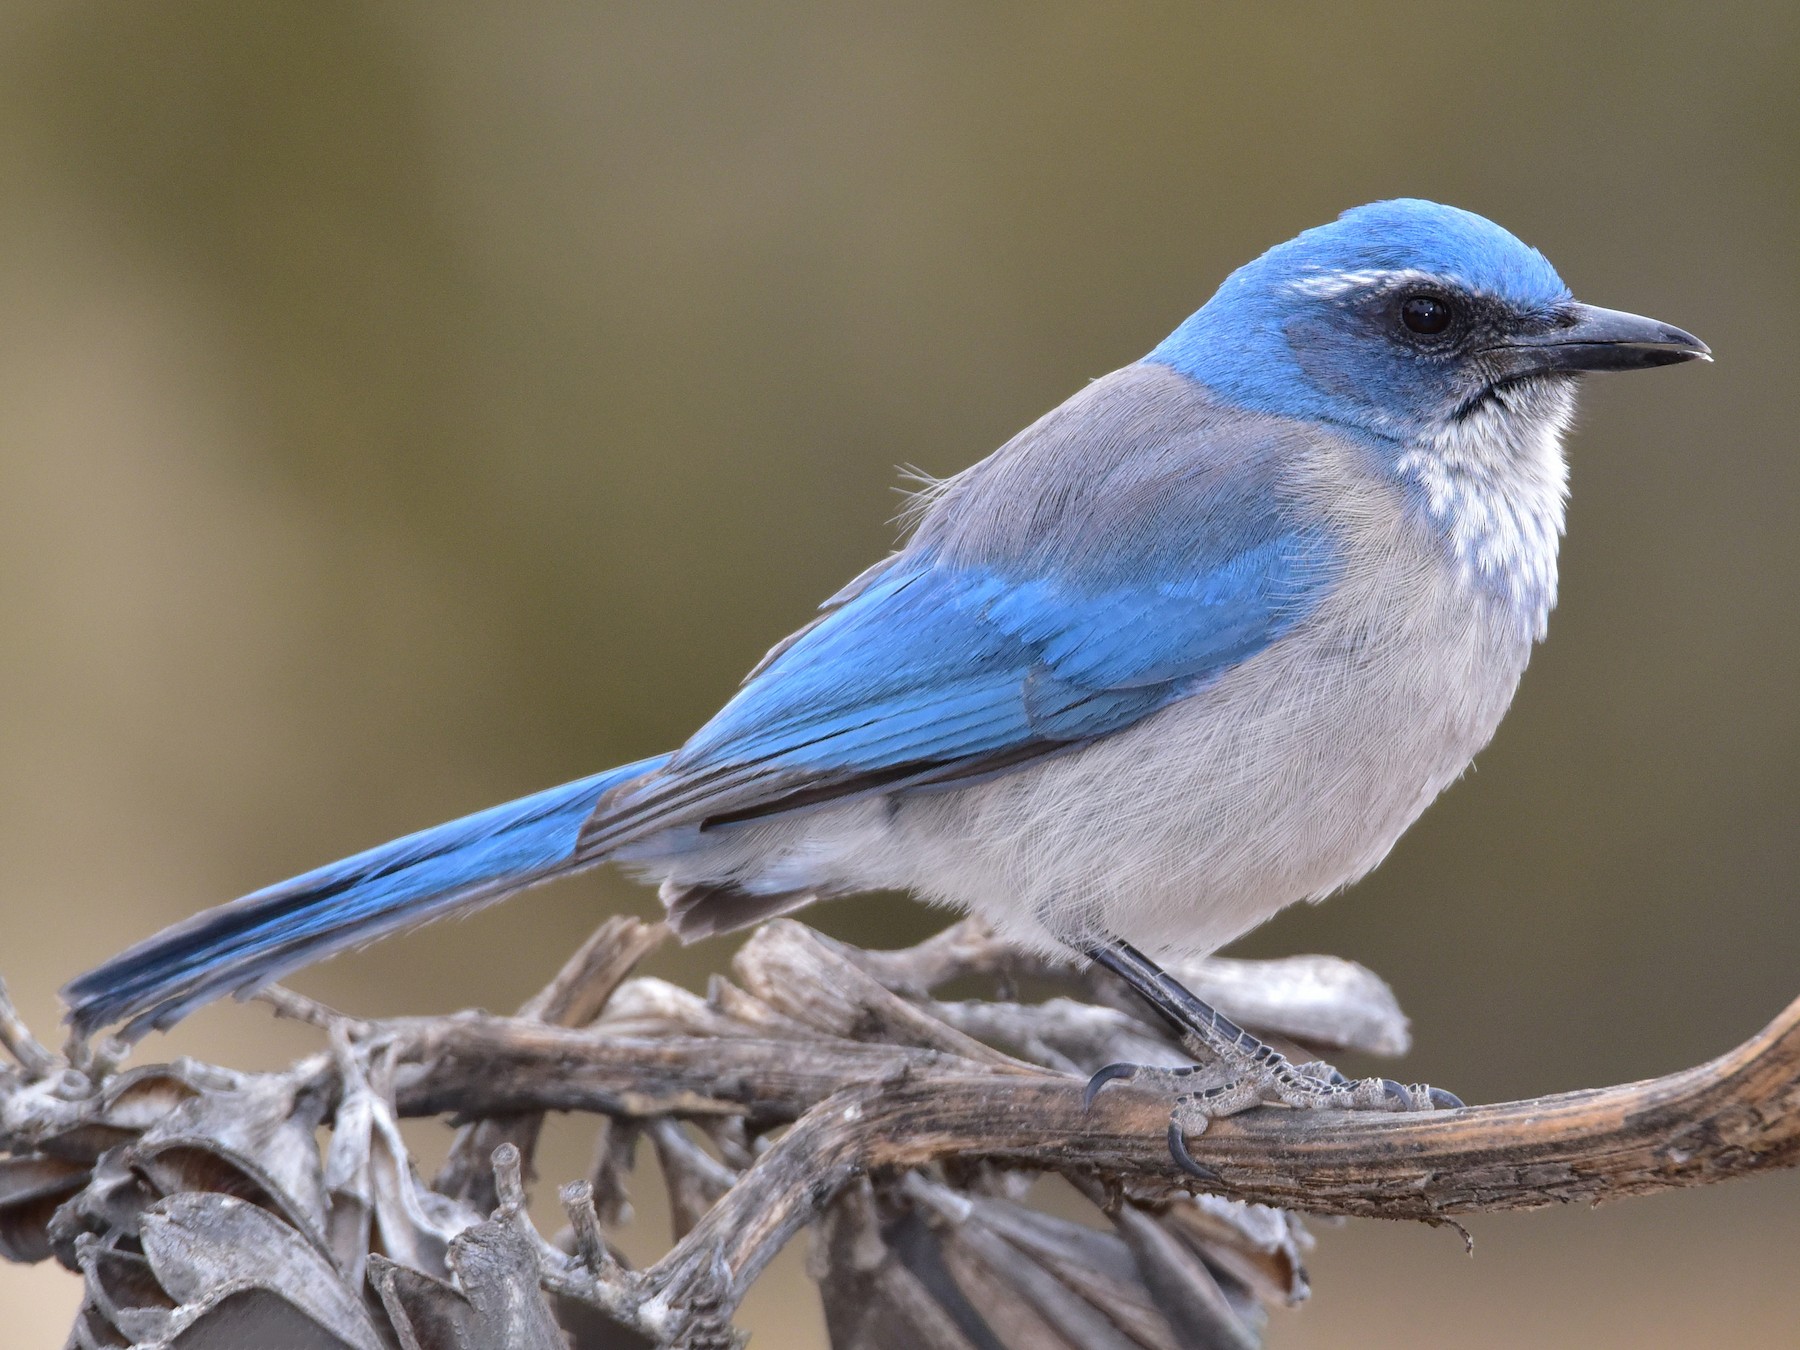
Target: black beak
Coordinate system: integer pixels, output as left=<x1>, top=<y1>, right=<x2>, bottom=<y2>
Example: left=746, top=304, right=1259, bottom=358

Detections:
left=1496, top=303, right=1710, bottom=375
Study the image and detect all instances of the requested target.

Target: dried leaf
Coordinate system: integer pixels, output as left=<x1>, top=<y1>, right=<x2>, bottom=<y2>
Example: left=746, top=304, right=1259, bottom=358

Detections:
left=138, top=1192, right=385, bottom=1350
left=161, top=1286, right=366, bottom=1349
left=0, top=1153, right=91, bottom=1261
left=1110, top=1206, right=1260, bottom=1350
left=3, top=1065, right=238, bottom=1266
left=928, top=1223, right=1093, bottom=1350
left=75, top=1237, right=175, bottom=1342
left=813, top=1184, right=981, bottom=1350
left=1159, top=1197, right=1309, bottom=1309
left=131, top=1076, right=328, bottom=1252
left=96, top=1066, right=214, bottom=1134
left=595, top=977, right=761, bottom=1040
left=1165, top=956, right=1409, bottom=1059
left=48, top=1148, right=159, bottom=1265
left=67, top=1301, right=131, bottom=1349
left=734, top=922, right=1034, bottom=1070
left=369, top=1253, right=476, bottom=1350
left=326, top=1063, right=482, bottom=1286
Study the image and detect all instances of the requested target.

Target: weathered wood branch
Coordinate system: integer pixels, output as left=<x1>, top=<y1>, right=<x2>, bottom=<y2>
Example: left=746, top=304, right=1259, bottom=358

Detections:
left=2, top=916, right=1795, bottom=1349
left=371, top=984, right=1800, bottom=1216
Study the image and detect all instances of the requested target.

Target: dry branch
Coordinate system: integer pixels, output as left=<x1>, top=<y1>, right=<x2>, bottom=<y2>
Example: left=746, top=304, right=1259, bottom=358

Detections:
left=1, top=916, right=1795, bottom=1348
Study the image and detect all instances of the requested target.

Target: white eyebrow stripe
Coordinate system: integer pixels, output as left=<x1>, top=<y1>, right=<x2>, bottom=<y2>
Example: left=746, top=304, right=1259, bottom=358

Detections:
left=1289, top=267, right=1446, bottom=299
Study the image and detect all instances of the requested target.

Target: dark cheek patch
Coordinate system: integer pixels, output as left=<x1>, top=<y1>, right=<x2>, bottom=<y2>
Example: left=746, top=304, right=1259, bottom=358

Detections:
left=1283, top=311, right=1463, bottom=419
left=1282, top=315, right=1378, bottom=406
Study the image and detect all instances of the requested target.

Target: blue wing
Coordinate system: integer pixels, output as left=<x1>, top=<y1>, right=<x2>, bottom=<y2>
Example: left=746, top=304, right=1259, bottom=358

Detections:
left=584, top=368, right=1340, bottom=848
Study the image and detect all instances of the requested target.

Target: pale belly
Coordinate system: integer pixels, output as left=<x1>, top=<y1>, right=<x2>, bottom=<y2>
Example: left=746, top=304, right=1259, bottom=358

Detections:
left=794, top=561, right=1535, bottom=960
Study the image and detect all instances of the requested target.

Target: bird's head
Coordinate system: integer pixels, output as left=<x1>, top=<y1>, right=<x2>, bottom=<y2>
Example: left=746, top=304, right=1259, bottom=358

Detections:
left=1149, top=198, right=1708, bottom=446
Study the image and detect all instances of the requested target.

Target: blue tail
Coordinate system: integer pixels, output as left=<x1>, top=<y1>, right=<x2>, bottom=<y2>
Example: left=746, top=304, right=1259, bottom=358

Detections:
left=62, top=755, right=669, bottom=1041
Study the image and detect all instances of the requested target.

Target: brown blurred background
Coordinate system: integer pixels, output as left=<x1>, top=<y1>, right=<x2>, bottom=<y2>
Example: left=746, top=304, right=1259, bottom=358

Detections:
left=1, top=3, right=1797, bottom=1344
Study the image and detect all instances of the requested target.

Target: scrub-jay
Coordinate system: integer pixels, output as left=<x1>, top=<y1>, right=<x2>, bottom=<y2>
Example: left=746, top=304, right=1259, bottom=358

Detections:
left=63, top=199, right=1707, bottom=1166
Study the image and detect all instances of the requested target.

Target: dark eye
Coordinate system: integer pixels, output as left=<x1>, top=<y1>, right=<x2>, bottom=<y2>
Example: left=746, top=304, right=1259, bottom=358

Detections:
left=1400, top=293, right=1453, bottom=336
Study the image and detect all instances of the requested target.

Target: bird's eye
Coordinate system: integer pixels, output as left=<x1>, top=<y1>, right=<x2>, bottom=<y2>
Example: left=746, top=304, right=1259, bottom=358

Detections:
left=1400, top=293, right=1454, bottom=336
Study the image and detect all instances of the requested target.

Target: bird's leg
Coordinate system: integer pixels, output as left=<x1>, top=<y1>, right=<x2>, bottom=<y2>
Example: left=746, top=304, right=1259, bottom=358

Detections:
left=1081, top=938, right=1461, bottom=1178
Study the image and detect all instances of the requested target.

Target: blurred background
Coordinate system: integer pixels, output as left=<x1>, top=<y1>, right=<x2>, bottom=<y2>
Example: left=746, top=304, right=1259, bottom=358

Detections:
left=1, top=3, right=1796, bottom=1344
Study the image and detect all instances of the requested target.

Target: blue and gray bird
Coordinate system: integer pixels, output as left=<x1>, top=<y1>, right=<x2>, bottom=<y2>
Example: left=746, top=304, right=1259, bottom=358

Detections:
left=63, top=199, right=1707, bottom=1157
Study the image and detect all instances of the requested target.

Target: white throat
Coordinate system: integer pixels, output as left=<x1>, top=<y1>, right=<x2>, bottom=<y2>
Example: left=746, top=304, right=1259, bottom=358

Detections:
left=1396, top=379, right=1576, bottom=640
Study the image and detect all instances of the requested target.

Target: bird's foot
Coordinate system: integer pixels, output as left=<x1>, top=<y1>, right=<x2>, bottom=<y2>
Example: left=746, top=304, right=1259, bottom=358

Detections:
left=1084, top=1054, right=1463, bottom=1179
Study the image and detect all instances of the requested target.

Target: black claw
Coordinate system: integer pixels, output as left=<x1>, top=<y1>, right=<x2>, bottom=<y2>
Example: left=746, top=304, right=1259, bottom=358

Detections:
left=1166, top=1120, right=1221, bottom=1182
left=1083, top=1061, right=1140, bottom=1110
left=1381, top=1078, right=1411, bottom=1108
left=1427, top=1086, right=1465, bottom=1110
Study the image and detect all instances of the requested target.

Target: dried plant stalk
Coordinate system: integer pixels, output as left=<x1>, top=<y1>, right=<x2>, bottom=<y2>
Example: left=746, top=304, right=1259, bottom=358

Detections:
left=1, top=915, right=1794, bottom=1348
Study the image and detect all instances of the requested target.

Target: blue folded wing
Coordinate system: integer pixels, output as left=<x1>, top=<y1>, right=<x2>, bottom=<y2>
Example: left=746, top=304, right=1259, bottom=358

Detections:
left=587, top=525, right=1336, bottom=842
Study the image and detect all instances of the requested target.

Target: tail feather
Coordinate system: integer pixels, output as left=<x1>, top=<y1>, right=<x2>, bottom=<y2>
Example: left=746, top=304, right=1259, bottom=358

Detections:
left=62, top=755, right=668, bottom=1041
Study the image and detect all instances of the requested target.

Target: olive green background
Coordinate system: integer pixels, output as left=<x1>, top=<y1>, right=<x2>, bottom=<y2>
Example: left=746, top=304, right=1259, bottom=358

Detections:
left=2, top=4, right=1797, bottom=1344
